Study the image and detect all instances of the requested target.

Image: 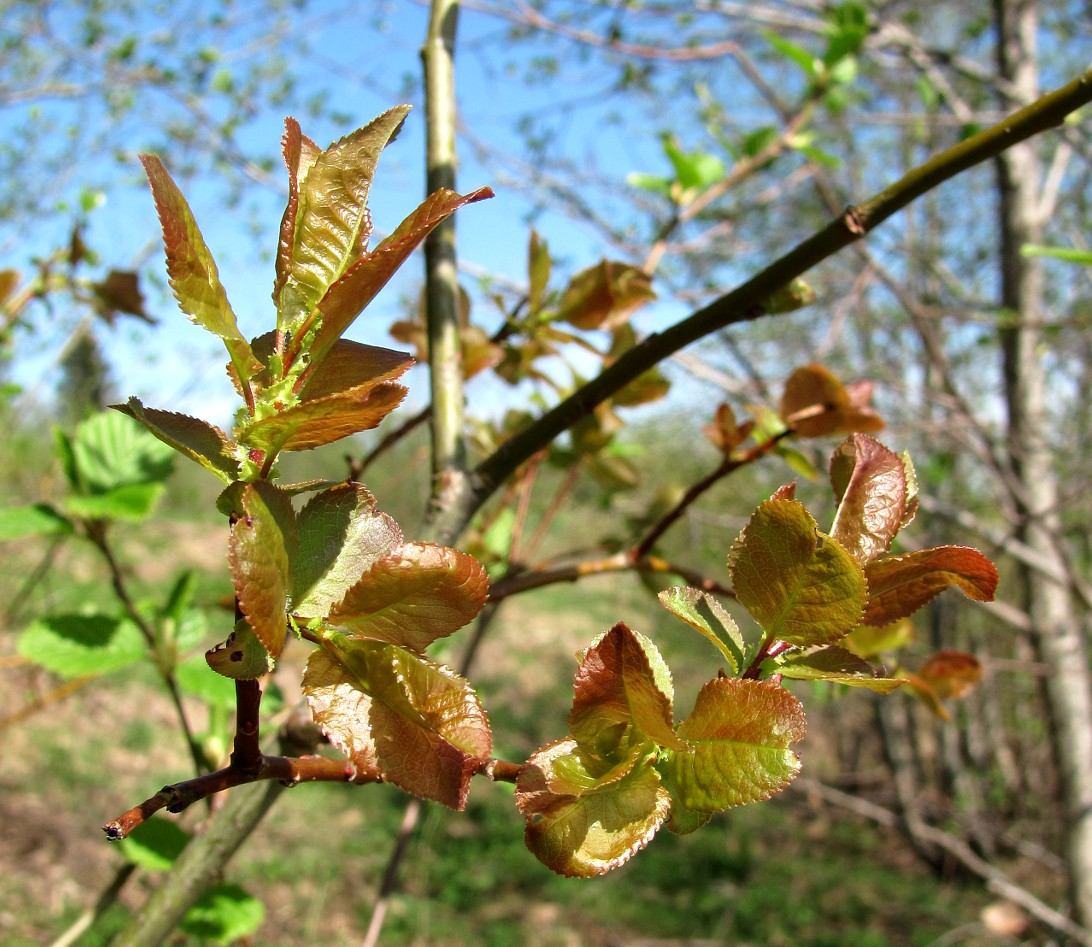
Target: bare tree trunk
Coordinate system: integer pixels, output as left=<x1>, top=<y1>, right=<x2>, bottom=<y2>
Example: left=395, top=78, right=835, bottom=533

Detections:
left=993, top=0, right=1092, bottom=925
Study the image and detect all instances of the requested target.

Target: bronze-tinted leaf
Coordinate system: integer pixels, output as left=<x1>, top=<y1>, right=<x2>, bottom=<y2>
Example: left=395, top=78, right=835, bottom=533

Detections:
left=829, top=434, right=906, bottom=565
left=308, top=186, right=494, bottom=370
left=669, top=678, right=805, bottom=811
left=273, top=117, right=322, bottom=314
left=298, top=339, right=413, bottom=401
left=236, top=381, right=407, bottom=454
left=729, top=498, right=866, bottom=647
left=91, top=270, right=150, bottom=322
left=515, top=739, right=670, bottom=877
left=301, top=647, right=381, bottom=781
left=862, top=546, right=999, bottom=626
left=568, top=623, right=683, bottom=757
left=329, top=542, right=488, bottom=652
left=113, top=398, right=239, bottom=483
left=779, top=365, right=884, bottom=438
left=556, top=260, right=655, bottom=331
left=229, top=482, right=295, bottom=658
left=918, top=649, right=982, bottom=700
left=702, top=402, right=753, bottom=455
left=293, top=483, right=403, bottom=619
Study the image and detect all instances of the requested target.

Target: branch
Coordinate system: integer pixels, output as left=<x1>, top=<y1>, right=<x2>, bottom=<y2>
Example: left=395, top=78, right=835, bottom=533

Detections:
left=431, top=68, right=1092, bottom=545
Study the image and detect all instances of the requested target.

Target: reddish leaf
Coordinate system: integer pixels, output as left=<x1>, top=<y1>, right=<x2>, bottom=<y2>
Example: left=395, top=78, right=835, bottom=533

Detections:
left=91, top=270, right=150, bottom=322
left=568, top=623, right=683, bottom=757
left=329, top=542, right=488, bottom=652
left=235, top=381, right=407, bottom=454
left=829, top=434, right=907, bottom=565
left=229, top=483, right=295, bottom=658
left=556, top=260, right=656, bottom=331
left=729, top=498, right=866, bottom=647
left=862, top=546, right=999, bottom=626
left=669, top=678, right=805, bottom=811
left=139, top=155, right=260, bottom=387
left=293, top=483, right=403, bottom=620
left=918, top=649, right=982, bottom=699
left=702, top=402, right=754, bottom=455
left=304, top=636, right=492, bottom=809
left=273, top=117, right=322, bottom=313
left=779, top=365, right=884, bottom=438
left=298, top=339, right=414, bottom=401
left=113, top=398, right=239, bottom=483
left=281, top=107, right=410, bottom=329
left=308, top=186, right=494, bottom=370
left=516, top=739, right=670, bottom=876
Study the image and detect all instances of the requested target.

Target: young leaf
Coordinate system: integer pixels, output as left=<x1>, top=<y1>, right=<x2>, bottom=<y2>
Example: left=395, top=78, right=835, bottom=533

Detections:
left=516, top=738, right=670, bottom=877
left=117, top=817, right=192, bottom=872
left=762, top=277, right=816, bottom=314
left=64, top=482, right=167, bottom=522
left=139, top=155, right=260, bottom=388
left=779, top=365, right=883, bottom=438
left=307, top=186, right=494, bottom=370
left=273, top=117, right=321, bottom=313
left=179, top=883, right=264, bottom=946
left=917, top=649, right=982, bottom=699
left=293, top=483, right=403, bottom=620
left=862, top=546, right=998, bottom=626
left=327, top=542, right=488, bottom=653
left=658, top=586, right=745, bottom=672
left=205, top=620, right=276, bottom=681
left=568, top=622, right=684, bottom=757
left=775, top=645, right=903, bottom=692
left=304, top=638, right=492, bottom=809
left=72, top=410, right=175, bottom=493
left=0, top=503, right=73, bottom=540
left=230, top=483, right=295, bottom=658
left=113, top=397, right=240, bottom=483
left=829, top=434, right=906, bottom=565
left=18, top=614, right=145, bottom=678
left=235, top=380, right=407, bottom=455
left=556, top=260, right=656, bottom=331
left=729, top=498, right=866, bottom=647
left=281, top=107, right=410, bottom=331
left=668, top=678, right=805, bottom=811
left=842, top=618, right=914, bottom=658
left=297, top=339, right=413, bottom=401
left=528, top=229, right=551, bottom=313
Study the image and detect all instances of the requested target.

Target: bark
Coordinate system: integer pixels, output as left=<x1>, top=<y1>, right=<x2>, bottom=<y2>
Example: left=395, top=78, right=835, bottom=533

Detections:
left=993, top=0, right=1092, bottom=925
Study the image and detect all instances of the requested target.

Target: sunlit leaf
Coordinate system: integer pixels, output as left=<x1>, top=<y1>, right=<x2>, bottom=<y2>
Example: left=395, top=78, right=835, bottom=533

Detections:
left=658, top=586, right=745, bottom=672
left=842, top=619, right=914, bottom=658
left=205, top=620, right=276, bottom=680
left=568, top=623, right=683, bottom=757
left=304, top=638, right=492, bottom=808
left=308, top=186, right=494, bottom=369
left=64, top=482, right=167, bottom=522
left=282, top=107, right=410, bottom=330
left=230, top=483, right=295, bottom=658
left=117, top=817, right=191, bottom=871
left=776, top=645, right=903, bottom=691
left=779, top=365, right=883, bottom=438
left=729, top=498, right=866, bottom=647
left=293, top=483, right=403, bottom=620
left=297, top=339, right=413, bottom=401
left=180, top=883, right=264, bottom=946
left=0, top=503, right=73, bottom=540
left=528, top=229, right=551, bottom=313
left=556, top=260, right=655, bottom=331
left=236, top=380, right=407, bottom=454
left=668, top=678, right=804, bottom=811
left=862, top=546, right=998, bottom=626
left=329, top=542, right=488, bottom=652
left=139, top=155, right=260, bottom=387
left=18, top=614, right=145, bottom=678
left=72, top=410, right=175, bottom=493
left=516, top=739, right=670, bottom=876
left=829, top=434, right=906, bottom=565
left=113, top=398, right=239, bottom=483
left=273, top=116, right=321, bottom=313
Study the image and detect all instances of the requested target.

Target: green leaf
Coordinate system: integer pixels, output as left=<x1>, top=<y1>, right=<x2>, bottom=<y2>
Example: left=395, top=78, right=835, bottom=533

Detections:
left=18, top=614, right=145, bottom=677
left=281, top=107, right=410, bottom=331
left=307, top=186, right=493, bottom=369
left=862, top=546, right=998, bottom=626
left=113, top=398, right=239, bottom=483
left=0, top=503, right=73, bottom=540
left=1020, top=244, right=1092, bottom=265
left=64, top=482, right=167, bottom=522
left=528, top=229, right=551, bottom=313
left=568, top=622, right=683, bottom=757
left=303, top=638, right=492, bottom=809
left=657, top=586, right=745, bottom=672
left=556, top=260, right=656, bottom=331
left=729, top=498, right=866, bottom=647
left=175, top=654, right=238, bottom=709
left=843, top=619, right=914, bottom=658
left=180, top=883, right=264, bottom=946
left=668, top=678, right=805, bottom=811
left=230, top=483, right=295, bottom=658
left=829, top=434, right=907, bottom=565
left=117, top=817, right=191, bottom=871
left=72, top=410, right=175, bottom=493
left=139, top=155, right=260, bottom=389
left=775, top=645, right=903, bottom=691
left=293, top=483, right=403, bottom=619
left=516, top=739, right=670, bottom=877
left=662, top=137, right=725, bottom=192
left=272, top=118, right=321, bottom=316
left=764, top=31, right=819, bottom=77
left=205, top=620, right=276, bottom=681
left=625, top=172, right=674, bottom=198
left=328, top=542, right=488, bottom=652
left=235, top=380, right=407, bottom=455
